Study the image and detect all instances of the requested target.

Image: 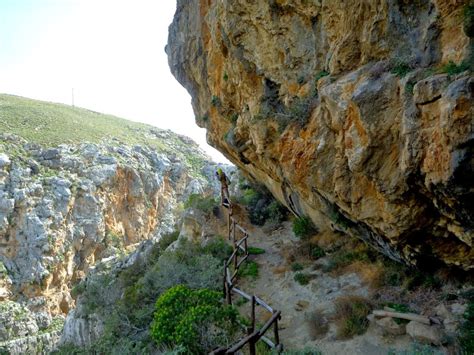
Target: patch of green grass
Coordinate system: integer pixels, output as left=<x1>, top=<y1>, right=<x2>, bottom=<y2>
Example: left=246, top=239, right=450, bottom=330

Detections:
left=238, top=261, right=259, bottom=279
left=391, top=61, right=412, bottom=78
left=248, top=247, right=265, bottom=255
left=440, top=60, right=470, bottom=76
left=291, top=262, right=304, bottom=272
left=235, top=297, right=249, bottom=307
left=294, top=272, right=310, bottom=285
left=314, top=70, right=330, bottom=82
left=0, top=94, right=208, bottom=178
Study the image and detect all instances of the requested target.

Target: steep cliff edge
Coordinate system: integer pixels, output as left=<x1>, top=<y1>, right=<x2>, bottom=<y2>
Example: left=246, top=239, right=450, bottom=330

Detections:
left=0, top=94, right=225, bottom=353
left=167, top=0, right=474, bottom=269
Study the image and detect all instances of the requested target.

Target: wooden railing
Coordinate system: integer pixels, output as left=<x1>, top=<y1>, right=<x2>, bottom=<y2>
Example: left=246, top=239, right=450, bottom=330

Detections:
left=210, top=192, right=283, bottom=354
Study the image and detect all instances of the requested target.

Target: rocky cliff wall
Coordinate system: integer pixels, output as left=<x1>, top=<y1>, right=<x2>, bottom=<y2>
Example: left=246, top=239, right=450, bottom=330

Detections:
left=167, top=0, right=474, bottom=269
left=0, top=131, right=223, bottom=353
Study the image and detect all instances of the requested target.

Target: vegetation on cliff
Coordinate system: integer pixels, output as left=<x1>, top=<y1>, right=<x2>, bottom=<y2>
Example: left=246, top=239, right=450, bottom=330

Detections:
left=0, top=94, right=208, bottom=177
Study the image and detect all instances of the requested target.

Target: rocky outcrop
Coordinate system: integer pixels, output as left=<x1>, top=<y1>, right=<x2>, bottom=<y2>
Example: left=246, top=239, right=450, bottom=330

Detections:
left=0, top=131, right=227, bottom=352
left=167, top=0, right=474, bottom=269
left=0, top=301, right=64, bottom=354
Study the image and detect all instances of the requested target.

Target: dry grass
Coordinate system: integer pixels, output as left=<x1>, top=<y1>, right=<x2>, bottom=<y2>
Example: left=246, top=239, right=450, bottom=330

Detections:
left=272, top=265, right=289, bottom=275
left=310, top=230, right=341, bottom=250
left=306, top=309, right=329, bottom=340
left=334, top=295, right=373, bottom=339
left=344, top=260, right=385, bottom=289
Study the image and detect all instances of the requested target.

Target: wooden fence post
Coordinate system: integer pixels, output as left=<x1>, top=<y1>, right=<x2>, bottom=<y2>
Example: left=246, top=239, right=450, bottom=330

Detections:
left=223, top=261, right=227, bottom=299
left=274, top=314, right=280, bottom=348
left=244, top=233, right=248, bottom=255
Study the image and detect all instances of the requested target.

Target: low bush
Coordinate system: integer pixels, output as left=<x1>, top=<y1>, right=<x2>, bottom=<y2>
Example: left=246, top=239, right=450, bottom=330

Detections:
left=459, top=300, right=474, bottom=353
left=202, top=237, right=233, bottom=262
left=238, top=184, right=288, bottom=226
left=309, top=245, right=325, bottom=260
left=292, top=216, right=316, bottom=240
left=211, top=95, right=221, bottom=107
left=294, top=272, right=310, bottom=285
left=334, top=295, right=372, bottom=339
left=68, top=238, right=229, bottom=354
left=150, top=285, right=238, bottom=353
left=158, top=230, right=180, bottom=250
left=440, top=60, right=470, bottom=76
left=291, top=262, right=304, bottom=272
left=184, top=193, right=218, bottom=215
left=391, top=60, right=412, bottom=77
left=238, top=261, right=259, bottom=279
left=464, top=3, right=474, bottom=38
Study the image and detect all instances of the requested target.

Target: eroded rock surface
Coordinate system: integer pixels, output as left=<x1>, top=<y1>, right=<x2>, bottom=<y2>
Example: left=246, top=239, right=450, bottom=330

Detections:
left=0, top=132, right=228, bottom=352
left=167, top=0, right=474, bottom=269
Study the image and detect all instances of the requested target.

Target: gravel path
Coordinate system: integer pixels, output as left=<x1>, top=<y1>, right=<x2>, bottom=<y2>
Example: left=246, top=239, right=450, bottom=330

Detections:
left=235, top=221, right=418, bottom=355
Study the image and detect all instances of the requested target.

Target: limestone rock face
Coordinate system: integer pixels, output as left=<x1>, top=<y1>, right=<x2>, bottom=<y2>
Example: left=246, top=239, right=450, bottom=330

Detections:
left=167, top=0, right=474, bottom=269
left=0, top=132, right=226, bottom=351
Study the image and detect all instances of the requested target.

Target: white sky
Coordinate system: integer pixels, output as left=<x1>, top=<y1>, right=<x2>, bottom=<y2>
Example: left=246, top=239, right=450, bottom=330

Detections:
left=0, top=0, right=229, bottom=163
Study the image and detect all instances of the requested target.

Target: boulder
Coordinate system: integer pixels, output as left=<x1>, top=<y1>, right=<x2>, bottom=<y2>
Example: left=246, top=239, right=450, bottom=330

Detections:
left=375, top=316, right=406, bottom=336
left=0, top=154, right=10, bottom=168
left=406, top=321, right=445, bottom=345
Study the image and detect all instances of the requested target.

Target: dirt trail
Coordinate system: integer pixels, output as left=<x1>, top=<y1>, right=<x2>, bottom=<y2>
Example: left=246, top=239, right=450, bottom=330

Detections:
left=235, top=221, right=417, bottom=355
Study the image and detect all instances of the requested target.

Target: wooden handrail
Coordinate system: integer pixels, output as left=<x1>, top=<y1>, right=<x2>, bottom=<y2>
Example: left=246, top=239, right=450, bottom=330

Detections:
left=214, top=186, right=282, bottom=354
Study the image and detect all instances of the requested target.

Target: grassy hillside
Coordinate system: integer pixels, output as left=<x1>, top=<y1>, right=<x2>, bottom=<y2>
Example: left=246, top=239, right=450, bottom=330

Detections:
left=0, top=94, right=209, bottom=176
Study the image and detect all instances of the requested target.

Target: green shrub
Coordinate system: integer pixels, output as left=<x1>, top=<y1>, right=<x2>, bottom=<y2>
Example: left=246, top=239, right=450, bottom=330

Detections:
left=291, top=262, right=304, bottom=272
left=464, top=3, right=474, bottom=37
left=238, top=185, right=288, bottom=226
left=315, top=70, right=330, bottom=82
left=310, top=245, right=326, bottom=260
left=459, top=301, right=474, bottom=353
left=158, top=230, right=180, bottom=250
left=334, top=296, right=372, bottom=338
left=405, top=81, right=415, bottom=95
left=150, top=285, right=238, bottom=353
left=292, top=216, right=316, bottom=239
left=229, top=113, right=238, bottom=124
left=202, top=237, right=233, bottom=262
left=248, top=247, right=266, bottom=255
left=391, top=60, right=412, bottom=77
left=294, top=272, right=310, bottom=285
left=223, top=72, right=229, bottom=81
left=440, top=60, right=470, bottom=76
left=211, top=95, right=221, bottom=107
left=266, top=200, right=287, bottom=224
left=240, top=188, right=259, bottom=206
left=104, top=231, right=123, bottom=248
left=184, top=193, right=218, bottom=215
left=238, top=261, right=259, bottom=279
left=70, top=282, right=86, bottom=298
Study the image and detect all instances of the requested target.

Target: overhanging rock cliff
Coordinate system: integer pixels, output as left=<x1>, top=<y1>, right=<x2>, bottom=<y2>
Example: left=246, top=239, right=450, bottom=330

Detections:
left=167, top=0, right=474, bottom=269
